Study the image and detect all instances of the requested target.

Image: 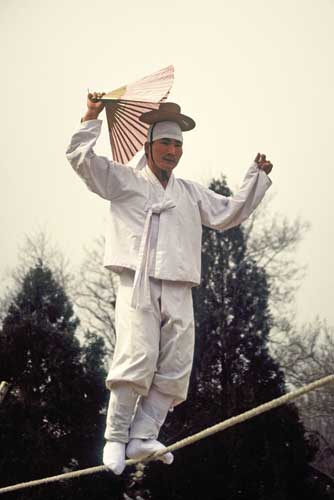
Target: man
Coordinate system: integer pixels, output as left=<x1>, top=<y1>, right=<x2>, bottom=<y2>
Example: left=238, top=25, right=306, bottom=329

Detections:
left=66, top=92, right=273, bottom=475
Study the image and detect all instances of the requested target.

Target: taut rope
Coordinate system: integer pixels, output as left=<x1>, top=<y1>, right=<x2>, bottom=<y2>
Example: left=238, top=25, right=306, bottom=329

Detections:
left=0, top=382, right=10, bottom=405
left=0, top=374, right=333, bottom=495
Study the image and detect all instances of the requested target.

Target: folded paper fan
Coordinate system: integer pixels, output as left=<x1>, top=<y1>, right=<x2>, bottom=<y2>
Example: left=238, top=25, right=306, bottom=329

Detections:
left=101, top=65, right=174, bottom=164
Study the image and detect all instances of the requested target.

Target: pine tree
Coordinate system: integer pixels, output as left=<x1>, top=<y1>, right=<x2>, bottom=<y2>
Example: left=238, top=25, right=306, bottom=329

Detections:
left=0, top=260, right=125, bottom=499
left=142, top=176, right=322, bottom=500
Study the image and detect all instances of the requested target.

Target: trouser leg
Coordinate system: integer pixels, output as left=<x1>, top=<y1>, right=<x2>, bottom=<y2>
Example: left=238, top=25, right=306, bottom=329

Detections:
left=128, top=280, right=194, bottom=463
left=104, top=383, right=139, bottom=443
left=152, top=279, right=195, bottom=406
left=106, top=269, right=161, bottom=396
left=103, top=383, right=139, bottom=475
left=103, top=270, right=162, bottom=474
left=106, top=270, right=194, bottom=463
left=129, top=387, right=174, bottom=440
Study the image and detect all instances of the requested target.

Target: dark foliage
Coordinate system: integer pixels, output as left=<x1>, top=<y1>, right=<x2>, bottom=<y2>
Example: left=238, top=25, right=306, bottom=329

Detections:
left=0, top=261, right=125, bottom=499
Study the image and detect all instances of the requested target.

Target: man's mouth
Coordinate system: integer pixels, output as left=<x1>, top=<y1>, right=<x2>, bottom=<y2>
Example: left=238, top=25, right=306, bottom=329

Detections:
left=163, top=157, right=176, bottom=165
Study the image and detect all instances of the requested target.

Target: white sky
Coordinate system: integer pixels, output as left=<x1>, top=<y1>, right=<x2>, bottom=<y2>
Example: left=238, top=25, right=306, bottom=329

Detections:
left=1, top=0, right=333, bottom=327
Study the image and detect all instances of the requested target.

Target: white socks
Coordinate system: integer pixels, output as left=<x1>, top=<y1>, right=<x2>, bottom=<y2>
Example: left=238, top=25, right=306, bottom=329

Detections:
left=126, top=438, right=174, bottom=465
left=103, top=441, right=126, bottom=475
left=103, top=387, right=175, bottom=474
left=103, top=438, right=174, bottom=475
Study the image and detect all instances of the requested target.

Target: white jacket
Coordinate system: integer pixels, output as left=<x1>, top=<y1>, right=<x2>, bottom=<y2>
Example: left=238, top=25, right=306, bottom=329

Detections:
left=66, top=119, right=272, bottom=295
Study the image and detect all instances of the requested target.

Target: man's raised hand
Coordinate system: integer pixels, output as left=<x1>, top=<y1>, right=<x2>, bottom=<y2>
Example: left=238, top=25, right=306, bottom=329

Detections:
left=81, top=91, right=106, bottom=122
left=254, top=153, right=273, bottom=175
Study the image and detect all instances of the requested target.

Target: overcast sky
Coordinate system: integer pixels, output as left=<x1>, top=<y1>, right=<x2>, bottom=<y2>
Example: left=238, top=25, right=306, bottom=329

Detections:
left=1, top=0, right=333, bottom=328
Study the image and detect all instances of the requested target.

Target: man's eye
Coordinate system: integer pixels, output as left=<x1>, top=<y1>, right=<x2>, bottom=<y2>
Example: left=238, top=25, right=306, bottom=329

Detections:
left=159, top=139, right=182, bottom=147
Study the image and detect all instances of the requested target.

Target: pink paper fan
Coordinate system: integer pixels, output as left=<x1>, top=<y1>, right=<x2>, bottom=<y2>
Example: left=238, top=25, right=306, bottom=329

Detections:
left=101, top=65, right=174, bottom=164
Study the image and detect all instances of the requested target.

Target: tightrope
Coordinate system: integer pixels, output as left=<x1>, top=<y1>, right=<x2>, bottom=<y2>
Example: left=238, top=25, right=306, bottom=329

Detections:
left=0, top=382, right=10, bottom=405
left=1, top=374, right=333, bottom=495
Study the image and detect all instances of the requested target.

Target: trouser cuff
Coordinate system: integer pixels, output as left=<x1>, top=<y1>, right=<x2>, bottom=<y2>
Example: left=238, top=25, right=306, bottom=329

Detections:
left=129, top=405, right=160, bottom=440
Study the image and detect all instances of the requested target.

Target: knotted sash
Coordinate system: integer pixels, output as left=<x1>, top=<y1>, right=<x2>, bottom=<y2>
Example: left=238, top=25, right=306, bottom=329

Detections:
left=131, top=198, right=176, bottom=310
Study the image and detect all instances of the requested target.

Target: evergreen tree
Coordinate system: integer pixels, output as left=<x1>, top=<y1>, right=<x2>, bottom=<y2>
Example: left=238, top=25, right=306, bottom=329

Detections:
left=141, top=176, right=323, bottom=500
left=0, top=260, right=125, bottom=499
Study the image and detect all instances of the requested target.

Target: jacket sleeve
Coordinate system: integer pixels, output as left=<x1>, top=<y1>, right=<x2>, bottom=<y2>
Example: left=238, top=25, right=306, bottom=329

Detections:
left=65, top=119, right=135, bottom=201
left=196, top=163, right=272, bottom=231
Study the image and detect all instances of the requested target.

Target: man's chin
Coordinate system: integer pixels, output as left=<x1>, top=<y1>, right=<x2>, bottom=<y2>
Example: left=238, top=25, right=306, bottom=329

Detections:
left=161, top=161, right=177, bottom=171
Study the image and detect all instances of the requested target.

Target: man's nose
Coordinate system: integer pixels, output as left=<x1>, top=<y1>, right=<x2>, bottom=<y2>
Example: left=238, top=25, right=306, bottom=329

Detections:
left=167, top=144, right=176, bottom=154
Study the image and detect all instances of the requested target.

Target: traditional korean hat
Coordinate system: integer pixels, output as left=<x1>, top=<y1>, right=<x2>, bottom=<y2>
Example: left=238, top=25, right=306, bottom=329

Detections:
left=139, top=102, right=196, bottom=131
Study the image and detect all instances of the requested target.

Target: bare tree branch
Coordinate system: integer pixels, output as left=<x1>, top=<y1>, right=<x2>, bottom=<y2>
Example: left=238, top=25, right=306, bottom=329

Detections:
left=243, top=194, right=310, bottom=330
left=272, top=318, right=334, bottom=476
left=0, top=229, right=75, bottom=326
left=73, top=236, right=118, bottom=355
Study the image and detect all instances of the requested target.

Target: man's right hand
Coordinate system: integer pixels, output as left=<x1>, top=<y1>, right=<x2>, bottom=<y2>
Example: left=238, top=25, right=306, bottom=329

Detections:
left=81, top=92, right=106, bottom=122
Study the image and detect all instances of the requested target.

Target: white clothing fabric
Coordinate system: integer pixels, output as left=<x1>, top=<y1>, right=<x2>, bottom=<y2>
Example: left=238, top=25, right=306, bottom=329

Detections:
left=107, top=269, right=195, bottom=406
left=129, top=388, right=174, bottom=440
left=66, top=120, right=273, bottom=301
left=131, top=197, right=176, bottom=310
left=104, top=382, right=139, bottom=443
left=135, top=153, right=148, bottom=171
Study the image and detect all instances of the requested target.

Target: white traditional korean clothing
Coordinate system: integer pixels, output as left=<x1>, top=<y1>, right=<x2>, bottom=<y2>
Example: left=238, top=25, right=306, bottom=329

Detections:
left=66, top=119, right=272, bottom=405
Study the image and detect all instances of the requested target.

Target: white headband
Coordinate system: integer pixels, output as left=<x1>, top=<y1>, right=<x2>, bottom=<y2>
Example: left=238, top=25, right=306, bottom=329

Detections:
left=147, top=121, right=183, bottom=144
left=136, top=121, right=183, bottom=170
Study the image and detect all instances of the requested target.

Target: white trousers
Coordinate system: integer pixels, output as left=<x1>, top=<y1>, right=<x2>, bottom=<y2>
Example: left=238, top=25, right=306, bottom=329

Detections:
left=106, top=269, right=195, bottom=406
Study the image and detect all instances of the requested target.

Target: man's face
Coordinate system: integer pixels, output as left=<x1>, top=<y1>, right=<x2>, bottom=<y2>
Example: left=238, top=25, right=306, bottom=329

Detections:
left=148, top=137, right=183, bottom=172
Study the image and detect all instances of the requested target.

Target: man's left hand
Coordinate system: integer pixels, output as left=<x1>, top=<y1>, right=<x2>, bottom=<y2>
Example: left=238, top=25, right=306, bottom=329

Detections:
left=254, top=153, right=273, bottom=175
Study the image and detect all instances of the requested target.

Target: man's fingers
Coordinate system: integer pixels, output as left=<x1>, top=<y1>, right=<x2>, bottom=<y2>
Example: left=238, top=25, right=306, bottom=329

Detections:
left=87, top=91, right=105, bottom=102
left=88, top=92, right=98, bottom=102
left=255, top=153, right=273, bottom=173
left=255, top=153, right=270, bottom=164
